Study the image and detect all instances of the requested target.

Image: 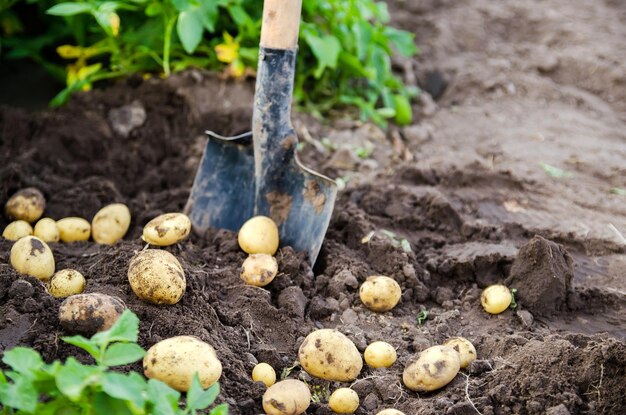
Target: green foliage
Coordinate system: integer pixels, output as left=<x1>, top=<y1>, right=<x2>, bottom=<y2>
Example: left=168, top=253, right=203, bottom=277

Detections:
left=0, top=310, right=227, bottom=415
left=509, top=288, right=518, bottom=310
left=416, top=309, right=429, bottom=326
left=1, top=0, right=418, bottom=126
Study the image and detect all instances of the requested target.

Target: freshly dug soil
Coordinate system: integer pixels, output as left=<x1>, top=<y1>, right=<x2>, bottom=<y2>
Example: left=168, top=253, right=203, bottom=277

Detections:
left=1, top=0, right=625, bottom=414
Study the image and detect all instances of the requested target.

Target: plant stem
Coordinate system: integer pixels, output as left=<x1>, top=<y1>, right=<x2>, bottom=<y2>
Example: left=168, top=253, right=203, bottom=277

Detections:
left=163, top=15, right=177, bottom=76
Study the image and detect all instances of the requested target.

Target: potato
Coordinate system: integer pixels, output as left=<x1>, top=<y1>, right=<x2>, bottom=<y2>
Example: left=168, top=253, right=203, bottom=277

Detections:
left=359, top=276, right=401, bottom=312
left=402, top=345, right=461, bottom=392
left=252, top=362, right=276, bottom=387
left=57, top=217, right=91, bottom=242
left=480, top=284, right=512, bottom=314
left=92, top=203, right=131, bottom=245
left=143, top=336, right=222, bottom=392
left=298, top=329, right=363, bottom=382
left=364, top=341, right=397, bottom=368
left=443, top=337, right=477, bottom=369
left=10, top=236, right=55, bottom=281
left=241, top=254, right=278, bottom=287
left=329, top=388, right=359, bottom=414
left=142, top=213, right=191, bottom=246
left=4, top=187, right=45, bottom=223
left=34, top=218, right=60, bottom=242
left=238, top=215, right=279, bottom=255
left=3, top=220, right=33, bottom=240
left=48, top=269, right=86, bottom=298
left=59, top=293, right=125, bottom=335
left=262, top=379, right=311, bottom=415
left=128, top=249, right=186, bottom=305
left=376, top=410, right=406, bottom=415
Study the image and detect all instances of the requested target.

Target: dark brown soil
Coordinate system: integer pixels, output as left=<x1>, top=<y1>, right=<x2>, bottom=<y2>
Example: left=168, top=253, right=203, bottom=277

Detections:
left=1, top=0, right=625, bottom=414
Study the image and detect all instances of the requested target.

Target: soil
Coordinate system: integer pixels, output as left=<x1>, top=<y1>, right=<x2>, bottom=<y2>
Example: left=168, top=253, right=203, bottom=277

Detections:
left=1, top=0, right=625, bottom=414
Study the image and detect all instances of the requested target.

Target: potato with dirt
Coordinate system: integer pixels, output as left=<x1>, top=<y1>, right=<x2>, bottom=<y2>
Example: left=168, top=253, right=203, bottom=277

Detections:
left=10, top=235, right=55, bottom=281
left=359, top=275, right=402, bottom=312
left=142, top=212, right=191, bottom=246
left=34, top=218, right=60, bottom=242
left=92, top=203, right=131, bottom=244
left=143, top=336, right=222, bottom=392
left=241, top=253, right=278, bottom=287
left=127, top=249, right=186, bottom=305
left=4, top=187, right=45, bottom=223
left=48, top=269, right=86, bottom=298
left=329, top=388, right=359, bottom=414
left=298, top=329, right=363, bottom=382
left=376, top=410, right=406, bottom=415
left=262, top=379, right=311, bottom=415
left=402, top=345, right=461, bottom=392
left=238, top=215, right=279, bottom=255
left=59, top=293, right=125, bottom=335
left=252, top=362, right=276, bottom=387
left=481, top=284, right=512, bottom=314
left=364, top=341, right=397, bottom=368
left=3, top=220, right=33, bottom=240
left=444, top=337, right=477, bottom=369
left=57, top=217, right=91, bottom=242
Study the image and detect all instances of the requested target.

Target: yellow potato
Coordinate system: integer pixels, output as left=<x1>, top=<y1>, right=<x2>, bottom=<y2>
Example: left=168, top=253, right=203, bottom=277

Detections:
left=10, top=236, right=55, bottom=281
left=142, top=212, right=191, bottom=246
left=364, top=341, right=397, bottom=368
left=376, top=410, right=406, bottom=415
left=59, top=293, right=125, bottom=335
left=143, top=336, right=222, bottom=392
left=480, top=284, right=512, bottom=314
left=4, top=187, right=45, bottom=223
left=359, top=276, right=402, bottom=312
left=57, top=217, right=91, bottom=242
left=241, top=254, right=278, bottom=287
left=444, top=337, right=477, bottom=369
left=329, top=388, right=359, bottom=414
left=3, top=220, right=33, bottom=240
left=252, top=362, right=276, bottom=387
left=128, top=249, right=186, bottom=305
left=402, top=345, right=460, bottom=392
left=298, top=329, right=363, bottom=382
left=48, top=269, right=86, bottom=298
left=238, top=216, right=279, bottom=255
left=34, top=218, right=60, bottom=242
left=92, top=203, right=131, bottom=245
left=262, top=379, right=311, bottom=415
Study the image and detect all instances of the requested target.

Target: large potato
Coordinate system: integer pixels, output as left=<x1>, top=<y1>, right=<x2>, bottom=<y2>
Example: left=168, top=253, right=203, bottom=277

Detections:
left=480, top=284, right=512, bottom=314
left=59, top=293, right=125, bottom=335
left=329, top=388, right=359, bottom=414
left=34, top=218, right=60, bottom=242
left=443, top=337, right=477, bottom=369
left=142, top=213, right=191, bottom=246
left=359, top=276, right=402, bottom=312
left=92, top=203, right=131, bottom=245
left=262, top=379, right=311, bottom=415
left=364, top=341, right=397, bottom=368
left=252, top=362, right=276, bottom=387
left=48, top=269, right=86, bottom=298
left=238, top=216, right=279, bottom=255
left=128, top=249, right=186, bottom=305
left=10, top=236, right=55, bottom=281
left=376, top=410, right=406, bottom=415
left=143, top=336, right=222, bottom=392
left=4, top=187, right=45, bottom=223
left=298, top=329, right=363, bottom=382
left=402, top=345, right=461, bottom=392
left=241, top=254, right=278, bottom=287
left=3, top=220, right=33, bottom=240
left=57, top=217, right=91, bottom=242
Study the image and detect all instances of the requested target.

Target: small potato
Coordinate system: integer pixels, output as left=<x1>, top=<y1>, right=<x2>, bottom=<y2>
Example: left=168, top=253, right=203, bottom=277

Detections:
left=34, top=218, right=60, bottom=242
left=10, top=236, right=55, bottom=281
left=329, top=388, right=359, bottom=414
left=92, top=203, right=131, bottom=245
left=59, top=293, right=125, bottom=335
left=144, top=336, right=222, bottom=392
left=3, top=220, right=33, bottom=240
left=364, top=341, right=397, bottom=368
left=252, top=362, right=276, bottom=387
left=57, top=217, right=91, bottom=242
left=5, top=187, right=45, bottom=223
left=238, top=215, right=279, bottom=255
left=48, top=269, right=86, bottom=298
left=241, top=254, right=278, bottom=287
left=142, top=213, right=191, bottom=246
left=376, top=410, right=406, bottom=415
left=402, top=345, right=460, bottom=392
left=298, top=329, right=363, bottom=382
left=262, top=379, right=311, bottom=415
left=128, top=249, right=186, bottom=305
left=481, top=284, right=512, bottom=314
left=359, top=276, right=401, bottom=312
left=443, top=337, right=477, bottom=369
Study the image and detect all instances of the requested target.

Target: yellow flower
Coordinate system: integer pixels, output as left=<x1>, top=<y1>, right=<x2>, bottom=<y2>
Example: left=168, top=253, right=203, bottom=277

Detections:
left=215, top=32, right=239, bottom=63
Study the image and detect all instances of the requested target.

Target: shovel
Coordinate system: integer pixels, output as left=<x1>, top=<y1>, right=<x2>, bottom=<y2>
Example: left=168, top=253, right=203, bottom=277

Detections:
left=185, top=0, right=337, bottom=265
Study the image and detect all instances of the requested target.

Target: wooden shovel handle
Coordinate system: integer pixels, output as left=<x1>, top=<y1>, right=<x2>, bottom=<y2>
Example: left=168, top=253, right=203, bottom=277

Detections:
left=260, top=0, right=302, bottom=50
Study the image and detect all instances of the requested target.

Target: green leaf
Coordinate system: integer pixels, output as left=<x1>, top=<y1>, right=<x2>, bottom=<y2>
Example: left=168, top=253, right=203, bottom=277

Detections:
left=62, top=335, right=100, bottom=359
left=228, top=5, right=254, bottom=32
left=199, top=0, right=219, bottom=32
left=93, top=391, right=135, bottom=415
left=91, top=310, right=141, bottom=346
left=145, top=3, right=162, bottom=16
left=172, top=0, right=190, bottom=12
left=177, top=11, right=204, bottom=54
left=93, top=10, right=119, bottom=36
left=56, top=358, right=101, bottom=401
left=187, top=374, right=219, bottom=411
left=47, top=3, right=93, bottom=16
left=209, top=403, right=229, bottom=415
left=303, top=33, right=341, bottom=79
left=0, top=374, right=38, bottom=412
left=393, top=94, right=413, bottom=125
left=147, top=379, right=180, bottom=415
left=101, top=372, right=146, bottom=411
left=2, top=347, right=44, bottom=374
left=102, top=343, right=146, bottom=367
left=352, top=21, right=373, bottom=61
left=385, top=27, right=419, bottom=57
left=539, top=162, right=573, bottom=178
left=610, top=187, right=626, bottom=195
